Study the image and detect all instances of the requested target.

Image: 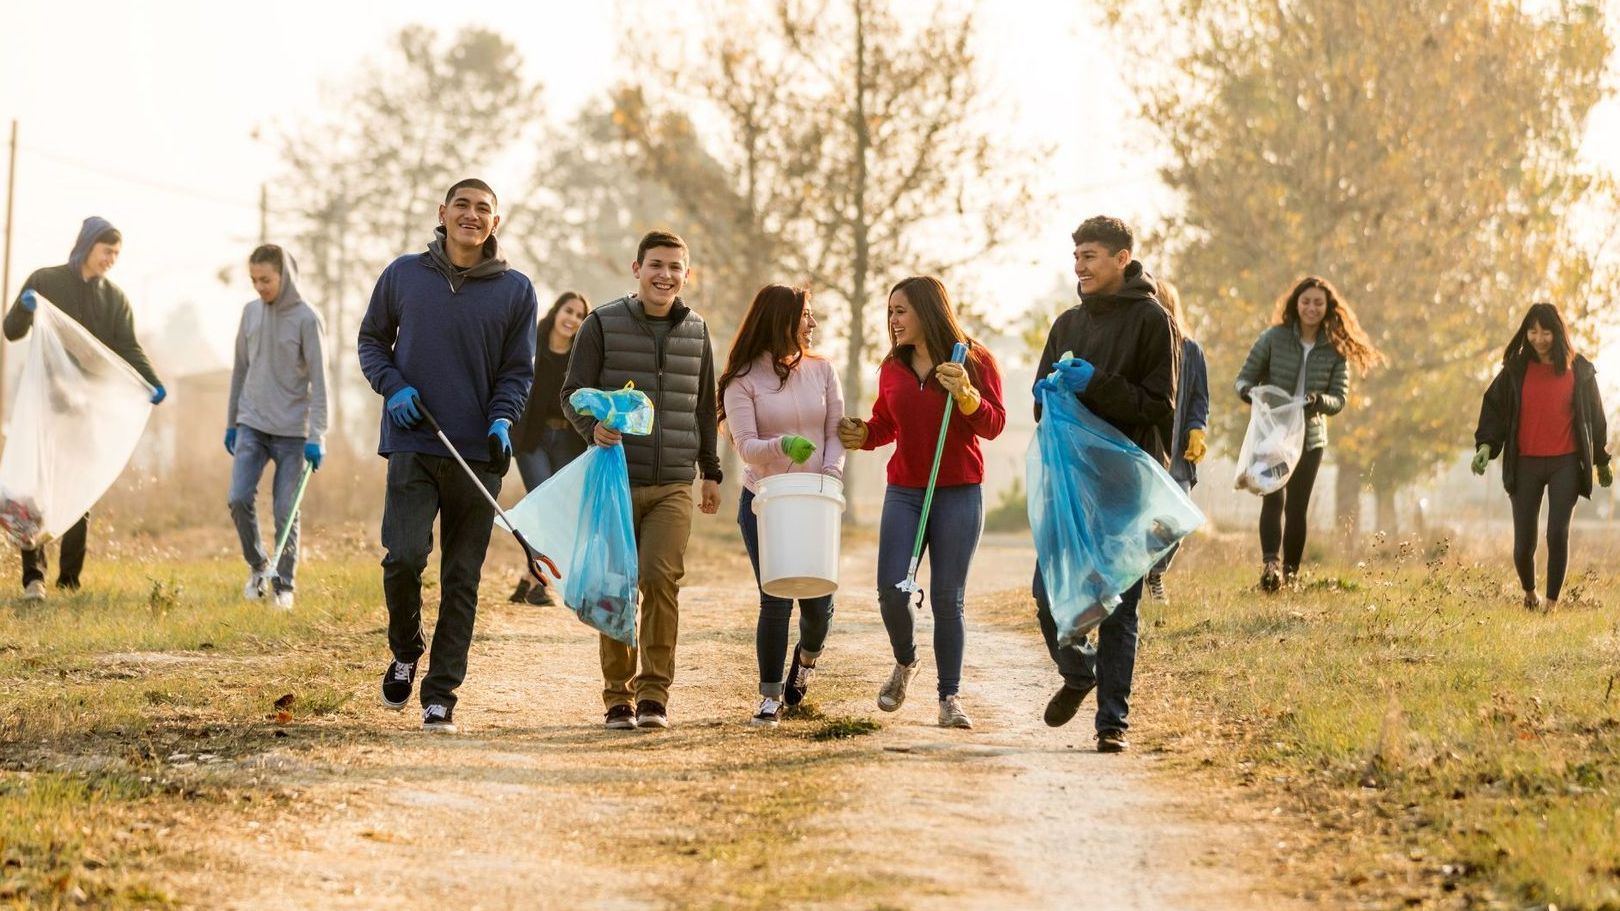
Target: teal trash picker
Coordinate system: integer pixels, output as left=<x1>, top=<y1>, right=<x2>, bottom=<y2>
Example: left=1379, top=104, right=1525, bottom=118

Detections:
left=896, top=341, right=970, bottom=607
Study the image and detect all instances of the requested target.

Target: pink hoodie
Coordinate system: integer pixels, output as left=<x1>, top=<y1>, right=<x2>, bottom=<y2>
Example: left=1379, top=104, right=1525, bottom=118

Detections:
left=722, top=354, right=846, bottom=494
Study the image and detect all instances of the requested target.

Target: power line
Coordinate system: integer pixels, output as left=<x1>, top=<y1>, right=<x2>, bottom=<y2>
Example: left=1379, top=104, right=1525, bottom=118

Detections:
left=19, top=143, right=270, bottom=212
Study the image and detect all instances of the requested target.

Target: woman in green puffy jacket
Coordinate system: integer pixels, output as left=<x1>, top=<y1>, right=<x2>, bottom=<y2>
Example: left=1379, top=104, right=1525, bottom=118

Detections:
left=1235, top=276, right=1383, bottom=591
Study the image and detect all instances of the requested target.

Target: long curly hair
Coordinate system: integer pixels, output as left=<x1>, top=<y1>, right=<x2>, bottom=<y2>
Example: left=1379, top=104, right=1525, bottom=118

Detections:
left=1272, top=276, right=1384, bottom=373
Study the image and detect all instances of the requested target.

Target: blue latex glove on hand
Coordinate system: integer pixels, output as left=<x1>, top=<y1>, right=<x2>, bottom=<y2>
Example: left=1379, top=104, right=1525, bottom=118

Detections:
left=150, top=385, right=167, bottom=405
left=386, top=386, right=423, bottom=429
left=487, top=419, right=512, bottom=476
left=1053, top=357, right=1096, bottom=395
left=224, top=428, right=237, bottom=455
left=19, top=289, right=36, bottom=312
left=304, top=442, right=324, bottom=470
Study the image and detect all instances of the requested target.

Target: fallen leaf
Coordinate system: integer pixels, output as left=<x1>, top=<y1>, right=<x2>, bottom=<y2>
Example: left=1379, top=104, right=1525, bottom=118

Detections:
left=273, top=693, right=295, bottom=710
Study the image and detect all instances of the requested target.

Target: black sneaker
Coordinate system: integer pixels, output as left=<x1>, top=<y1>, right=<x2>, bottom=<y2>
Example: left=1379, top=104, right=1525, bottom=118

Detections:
left=421, top=703, right=457, bottom=734
left=605, top=703, right=638, bottom=730
left=1147, top=571, right=1167, bottom=602
left=508, top=579, right=532, bottom=603
left=1260, top=561, right=1282, bottom=593
left=1096, top=729, right=1129, bottom=753
left=635, top=699, right=669, bottom=730
left=1044, top=682, right=1094, bottom=728
left=525, top=583, right=555, bottom=606
left=784, top=646, right=815, bottom=706
left=380, top=659, right=416, bottom=710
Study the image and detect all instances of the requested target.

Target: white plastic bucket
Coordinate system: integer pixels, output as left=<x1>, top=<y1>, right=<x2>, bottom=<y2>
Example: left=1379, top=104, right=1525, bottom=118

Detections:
left=754, top=473, right=845, bottom=598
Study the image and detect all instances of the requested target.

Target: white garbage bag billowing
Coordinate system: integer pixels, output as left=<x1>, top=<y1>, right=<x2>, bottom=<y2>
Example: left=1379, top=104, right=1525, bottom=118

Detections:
left=1234, top=384, right=1307, bottom=496
left=0, top=293, right=155, bottom=548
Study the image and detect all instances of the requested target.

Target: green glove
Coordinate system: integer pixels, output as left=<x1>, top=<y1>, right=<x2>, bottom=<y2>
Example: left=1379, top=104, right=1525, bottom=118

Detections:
left=1470, top=444, right=1491, bottom=476
left=781, top=435, right=816, bottom=465
left=1599, top=463, right=1613, bottom=488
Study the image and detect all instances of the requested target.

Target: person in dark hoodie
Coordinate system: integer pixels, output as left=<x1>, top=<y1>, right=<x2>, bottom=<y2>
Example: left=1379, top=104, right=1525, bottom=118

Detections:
left=561, top=230, right=722, bottom=732
left=1146, top=278, right=1209, bottom=603
left=225, top=244, right=329, bottom=611
left=357, top=179, right=538, bottom=734
left=1030, top=216, right=1174, bottom=754
left=1473, top=302, right=1611, bottom=611
left=4, top=217, right=166, bottom=601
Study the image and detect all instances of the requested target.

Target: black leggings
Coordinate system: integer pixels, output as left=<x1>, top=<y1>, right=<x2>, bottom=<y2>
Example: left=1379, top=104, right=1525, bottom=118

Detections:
left=1511, top=454, right=1580, bottom=602
left=1259, top=446, right=1325, bottom=572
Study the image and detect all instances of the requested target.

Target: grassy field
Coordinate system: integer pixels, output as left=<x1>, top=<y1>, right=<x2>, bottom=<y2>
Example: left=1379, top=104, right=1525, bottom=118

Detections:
left=3, top=522, right=1619, bottom=908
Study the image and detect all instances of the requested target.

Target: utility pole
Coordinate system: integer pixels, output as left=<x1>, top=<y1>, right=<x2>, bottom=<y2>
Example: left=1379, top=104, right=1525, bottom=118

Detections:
left=1, top=119, right=18, bottom=424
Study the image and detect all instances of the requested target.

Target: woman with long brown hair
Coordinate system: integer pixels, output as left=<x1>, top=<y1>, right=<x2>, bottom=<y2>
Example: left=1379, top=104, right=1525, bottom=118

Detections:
left=1235, top=275, right=1382, bottom=591
left=1473, top=302, right=1611, bottom=610
left=719, top=284, right=845, bottom=727
left=837, top=276, right=1006, bottom=729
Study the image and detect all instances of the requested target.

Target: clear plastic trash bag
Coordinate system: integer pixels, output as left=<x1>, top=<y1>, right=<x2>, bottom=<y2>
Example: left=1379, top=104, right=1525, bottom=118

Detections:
left=0, top=293, right=155, bottom=548
left=504, top=385, right=653, bottom=644
left=1234, top=384, right=1307, bottom=496
left=1028, top=376, right=1205, bottom=647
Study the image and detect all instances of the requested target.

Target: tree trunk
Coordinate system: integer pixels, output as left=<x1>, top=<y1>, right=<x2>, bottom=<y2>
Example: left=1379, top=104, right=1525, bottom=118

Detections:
left=1374, top=482, right=1399, bottom=537
left=1334, top=454, right=1364, bottom=545
left=841, top=0, right=873, bottom=527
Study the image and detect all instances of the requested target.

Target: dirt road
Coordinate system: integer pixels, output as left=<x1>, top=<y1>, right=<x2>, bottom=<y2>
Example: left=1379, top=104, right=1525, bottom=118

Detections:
left=172, top=533, right=1294, bottom=910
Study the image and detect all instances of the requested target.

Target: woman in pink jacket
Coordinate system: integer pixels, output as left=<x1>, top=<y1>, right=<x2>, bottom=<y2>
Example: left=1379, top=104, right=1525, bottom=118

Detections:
left=720, top=285, right=846, bottom=727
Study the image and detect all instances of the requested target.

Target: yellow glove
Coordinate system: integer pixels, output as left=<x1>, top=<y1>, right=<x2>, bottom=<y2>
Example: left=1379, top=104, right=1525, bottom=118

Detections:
left=836, top=417, right=868, bottom=450
left=1183, top=428, right=1207, bottom=464
left=935, top=362, right=981, bottom=415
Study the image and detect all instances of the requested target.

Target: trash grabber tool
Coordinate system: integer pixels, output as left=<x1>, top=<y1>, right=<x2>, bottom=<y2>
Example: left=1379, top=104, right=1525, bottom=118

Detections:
left=417, top=403, right=562, bottom=585
left=272, top=461, right=314, bottom=561
left=896, top=341, right=970, bottom=607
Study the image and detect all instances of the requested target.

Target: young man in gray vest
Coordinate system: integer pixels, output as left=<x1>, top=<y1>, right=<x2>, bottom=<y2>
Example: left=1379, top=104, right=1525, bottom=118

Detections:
left=562, top=230, right=722, bottom=731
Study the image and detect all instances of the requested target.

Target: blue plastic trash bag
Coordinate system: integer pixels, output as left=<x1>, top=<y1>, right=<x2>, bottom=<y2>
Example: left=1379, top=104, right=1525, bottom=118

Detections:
left=504, top=385, right=653, bottom=644
left=1028, top=366, right=1205, bottom=647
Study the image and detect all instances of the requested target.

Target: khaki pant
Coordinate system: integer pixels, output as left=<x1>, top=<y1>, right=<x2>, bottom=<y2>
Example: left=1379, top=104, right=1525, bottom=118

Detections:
left=601, top=483, right=693, bottom=708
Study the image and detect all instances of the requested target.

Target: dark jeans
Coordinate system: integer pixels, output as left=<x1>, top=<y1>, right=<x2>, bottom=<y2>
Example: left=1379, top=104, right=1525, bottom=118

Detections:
left=380, top=452, right=500, bottom=710
left=1033, top=566, right=1141, bottom=733
left=515, top=425, right=588, bottom=492
left=21, top=513, right=89, bottom=588
left=738, top=488, right=834, bottom=697
left=1511, top=453, right=1580, bottom=601
left=876, top=484, right=983, bottom=699
left=1259, top=445, right=1325, bottom=572
left=227, top=424, right=307, bottom=591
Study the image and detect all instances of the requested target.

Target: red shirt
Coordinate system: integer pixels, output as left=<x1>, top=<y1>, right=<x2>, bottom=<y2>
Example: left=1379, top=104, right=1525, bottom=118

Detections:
left=862, top=349, right=1006, bottom=487
left=1518, top=360, right=1576, bottom=457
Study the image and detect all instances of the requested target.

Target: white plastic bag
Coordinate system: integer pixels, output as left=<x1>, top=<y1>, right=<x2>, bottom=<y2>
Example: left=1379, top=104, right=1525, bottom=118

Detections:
left=0, top=293, right=155, bottom=548
left=1234, top=384, right=1307, bottom=496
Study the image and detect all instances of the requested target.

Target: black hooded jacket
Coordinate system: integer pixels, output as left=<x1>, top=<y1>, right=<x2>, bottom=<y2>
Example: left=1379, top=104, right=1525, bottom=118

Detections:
left=1033, top=260, right=1176, bottom=466
left=1475, top=354, right=1611, bottom=499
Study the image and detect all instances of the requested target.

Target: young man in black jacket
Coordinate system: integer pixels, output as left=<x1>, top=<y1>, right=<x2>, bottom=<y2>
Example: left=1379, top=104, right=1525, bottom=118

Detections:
left=561, top=230, right=722, bottom=731
left=1031, top=216, right=1175, bottom=753
left=3, top=217, right=167, bottom=600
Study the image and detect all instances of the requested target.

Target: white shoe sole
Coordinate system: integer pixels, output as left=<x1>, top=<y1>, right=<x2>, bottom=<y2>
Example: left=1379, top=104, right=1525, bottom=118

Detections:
left=380, top=693, right=409, bottom=711
left=748, top=716, right=781, bottom=728
left=637, top=716, right=670, bottom=730
left=422, top=722, right=457, bottom=734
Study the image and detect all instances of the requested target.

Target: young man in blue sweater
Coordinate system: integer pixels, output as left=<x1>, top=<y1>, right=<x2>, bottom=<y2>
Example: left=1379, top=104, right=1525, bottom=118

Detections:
left=357, top=179, right=538, bottom=734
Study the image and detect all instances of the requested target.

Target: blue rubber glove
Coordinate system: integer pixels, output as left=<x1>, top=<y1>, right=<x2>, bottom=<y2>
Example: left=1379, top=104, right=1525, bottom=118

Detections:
left=150, top=385, right=167, bottom=405
left=19, top=289, right=36, bottom=312
left=1053, top=357, right=1095, bottom=394
left=224, top=428, right=237, bottom=455
left=386, top=386, right=423, bottom=429
left=304, top=442, right=324, bottom=470
left=487, top=419, right=512, bottom=476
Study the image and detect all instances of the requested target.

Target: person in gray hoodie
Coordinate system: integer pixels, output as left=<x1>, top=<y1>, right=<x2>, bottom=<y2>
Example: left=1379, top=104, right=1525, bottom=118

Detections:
left=4, top=217, right=166, bottom=601
left=225, top=244, right=329, bottom=610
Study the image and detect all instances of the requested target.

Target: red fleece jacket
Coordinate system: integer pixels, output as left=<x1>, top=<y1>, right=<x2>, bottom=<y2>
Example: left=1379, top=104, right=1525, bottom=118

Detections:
left=861, top=348, right=1006, bottom=488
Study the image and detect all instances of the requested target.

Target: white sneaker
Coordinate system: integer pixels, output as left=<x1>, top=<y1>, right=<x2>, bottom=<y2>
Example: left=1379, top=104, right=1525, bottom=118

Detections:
left=243, top=568, right=269, bottom=601
left=749, top=696, right=784, bottom=728
left=21, top=580, right=45, bottom=602
left=272, top=588, right=294, bottom=611
left=938, top=695, right=973, bottom=729
left=877, top=660, right=920, bottom=712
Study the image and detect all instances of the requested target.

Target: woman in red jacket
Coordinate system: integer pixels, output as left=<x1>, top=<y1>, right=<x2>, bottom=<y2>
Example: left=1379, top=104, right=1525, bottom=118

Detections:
left=837, top=276, right=1005, bottom=729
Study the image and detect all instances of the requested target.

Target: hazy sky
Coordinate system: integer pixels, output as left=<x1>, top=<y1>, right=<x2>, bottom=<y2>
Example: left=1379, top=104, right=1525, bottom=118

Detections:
left=2, top=0, right=1617, bottom=379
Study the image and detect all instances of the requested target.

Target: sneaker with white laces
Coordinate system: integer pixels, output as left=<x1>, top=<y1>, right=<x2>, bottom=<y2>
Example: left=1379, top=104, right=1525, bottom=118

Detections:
left=604, top=704, right=638, bottom=730
left=938, top=695, right=973, bottom=729
left=271, top=588, right=294, bottom=611
left=422, top=703, right=457, bottom=734
left=636, top=700, right=670, bottom=730
left=784, top=646, right=816, bottom=706
left=749, top=696, right=784, bottom=728
left=380, top=659, right=415, bottom=710
left=243, top=567, right=269, bottom=601
left=1147, top=571, right=1167, bottom=603
left=21, top=580, right=45, bottom=602
left=877, top=660, right=920, bottom=712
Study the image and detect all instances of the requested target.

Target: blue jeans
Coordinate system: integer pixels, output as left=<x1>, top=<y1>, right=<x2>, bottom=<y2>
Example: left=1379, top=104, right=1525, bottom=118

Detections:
left=228, top=424, right=307, bottom=591
left=1032, top=566, right=1141, bottom=733
left=876, top=484, right=982, bottom=699
left=738, top=488, right=834, bottom=697
left=515, top=425, right=588, bottom=492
